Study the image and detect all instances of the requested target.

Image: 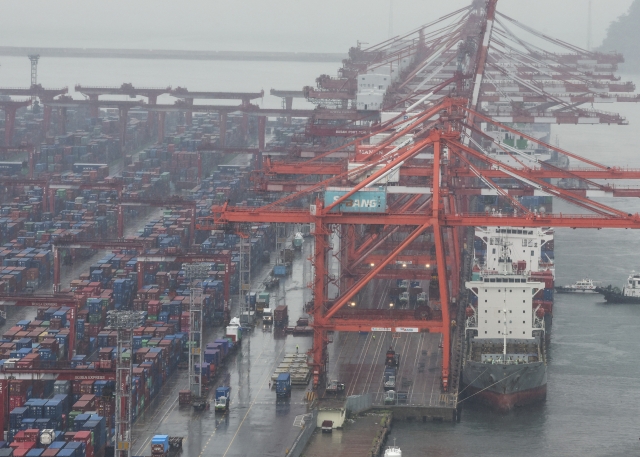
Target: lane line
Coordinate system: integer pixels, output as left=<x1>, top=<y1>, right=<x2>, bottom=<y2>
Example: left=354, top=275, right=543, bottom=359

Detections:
left=220, top=343, right=286, bottom=457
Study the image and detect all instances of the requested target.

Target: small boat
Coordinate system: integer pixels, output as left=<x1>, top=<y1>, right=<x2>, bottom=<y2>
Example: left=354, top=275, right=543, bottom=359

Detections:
left=384, top=439, right=402, bottom=457
left=555, top=279, right=597, bottom=293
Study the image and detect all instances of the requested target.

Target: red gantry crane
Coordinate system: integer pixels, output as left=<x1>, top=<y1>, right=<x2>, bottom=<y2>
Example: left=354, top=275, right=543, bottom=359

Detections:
left=198, top=96, right=640, bottom=392
left=195, top=0, right=640, bottom=393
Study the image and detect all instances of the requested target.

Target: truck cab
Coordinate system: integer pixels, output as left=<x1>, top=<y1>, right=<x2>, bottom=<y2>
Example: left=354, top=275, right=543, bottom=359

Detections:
left=417, top=292, right=427, bottom=305
left=214, top=386, right=231, bottom=412
left=385, top=349, right=399, bottom=367
left=384, top=390, right=396, bottom=405
left=262, top=308, right=273, bottom=324
left=399, top=291, right=409, bottom=305
left=383, top=366, right=397, bottom=391
left=256, top=291, right=270, bottom=315
left=325, top=379, right=345, bottom=394
left=276, top=372, right=291, bottom=398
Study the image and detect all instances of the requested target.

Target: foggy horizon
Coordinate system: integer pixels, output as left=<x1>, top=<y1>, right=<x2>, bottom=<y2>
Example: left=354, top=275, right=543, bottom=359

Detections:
left=0, top=0, right=634, bottom=53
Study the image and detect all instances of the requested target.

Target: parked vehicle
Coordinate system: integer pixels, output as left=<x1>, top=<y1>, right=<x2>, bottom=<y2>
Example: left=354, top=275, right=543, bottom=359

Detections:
left=321, top=420, right=333, bottom=433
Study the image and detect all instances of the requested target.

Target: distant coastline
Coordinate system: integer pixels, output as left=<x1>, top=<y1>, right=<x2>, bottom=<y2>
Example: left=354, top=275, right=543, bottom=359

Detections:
left=599, top=0, right=640, bottom=72
left=0, top=46, right=346, bottom=63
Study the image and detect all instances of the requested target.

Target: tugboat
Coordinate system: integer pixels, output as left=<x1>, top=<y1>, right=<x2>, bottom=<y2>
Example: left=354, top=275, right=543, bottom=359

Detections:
left=596, top=272, right=640, bottom=303
left=556, top=279, right=597, bottom=293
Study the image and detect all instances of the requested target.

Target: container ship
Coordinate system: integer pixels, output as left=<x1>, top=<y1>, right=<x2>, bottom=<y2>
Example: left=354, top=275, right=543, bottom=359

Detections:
left=462, top=241, right=548, bottom=411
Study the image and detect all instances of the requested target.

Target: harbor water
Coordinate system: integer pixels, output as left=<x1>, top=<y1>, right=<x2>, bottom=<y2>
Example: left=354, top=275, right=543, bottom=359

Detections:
left=1, top=56, right=640, bottom=455
left=391, top=90, right=640, bottom=457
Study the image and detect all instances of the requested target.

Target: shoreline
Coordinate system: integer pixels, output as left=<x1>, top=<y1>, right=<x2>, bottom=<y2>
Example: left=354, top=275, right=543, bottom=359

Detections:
left=0, top=46, right=346, bottom=63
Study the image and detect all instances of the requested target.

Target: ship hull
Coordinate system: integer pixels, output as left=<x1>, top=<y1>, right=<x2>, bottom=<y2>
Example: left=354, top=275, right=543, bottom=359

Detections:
left=596, top=288, right=640, bottom=304
left=555, top=287, right=597, bottom=294
left=463, top=383, right=547, bottom=412
left=462, top=360, right=547, bottom=412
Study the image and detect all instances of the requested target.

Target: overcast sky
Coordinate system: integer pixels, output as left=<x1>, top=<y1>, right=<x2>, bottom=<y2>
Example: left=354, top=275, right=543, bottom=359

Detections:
left=0, top=0, right=634, bottom=53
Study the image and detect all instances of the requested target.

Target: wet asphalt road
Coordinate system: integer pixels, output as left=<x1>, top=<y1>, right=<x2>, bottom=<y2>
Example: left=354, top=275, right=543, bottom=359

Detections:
left=324, top=277, right=445, bottom=407
left=130, top=241, right=314, bottom=457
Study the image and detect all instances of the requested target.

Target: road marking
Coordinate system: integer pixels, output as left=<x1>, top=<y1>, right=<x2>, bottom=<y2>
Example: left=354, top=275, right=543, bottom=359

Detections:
left=133, top=377, right=184, bottom=455
left=219, top=340, right=289, bottom=457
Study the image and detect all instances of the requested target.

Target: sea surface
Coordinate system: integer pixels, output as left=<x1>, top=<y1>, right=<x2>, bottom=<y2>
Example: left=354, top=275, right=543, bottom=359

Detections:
left=392, top=87, right=640, bottom=457
left=2, top=57, right=640, bottom=456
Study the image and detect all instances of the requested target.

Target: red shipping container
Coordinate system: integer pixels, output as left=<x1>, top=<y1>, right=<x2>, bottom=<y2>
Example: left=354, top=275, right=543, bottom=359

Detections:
left=73, top=431, right=92, bottom=447
left=10, top=394, right=27, bottom=411
left=24, top=429, right=40, bottom=441
left=80, top=380, right=95, bottom=394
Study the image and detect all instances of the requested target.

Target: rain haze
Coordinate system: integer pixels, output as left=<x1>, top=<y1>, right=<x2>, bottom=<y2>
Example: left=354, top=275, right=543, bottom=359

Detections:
left=1, top=1, right=640, bottom=457
left=0, top=0, right=634, bottom=51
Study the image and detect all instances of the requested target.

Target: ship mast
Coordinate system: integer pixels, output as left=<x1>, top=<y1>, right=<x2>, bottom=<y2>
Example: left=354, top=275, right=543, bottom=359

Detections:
left=497, top=239, right=512, bottom=361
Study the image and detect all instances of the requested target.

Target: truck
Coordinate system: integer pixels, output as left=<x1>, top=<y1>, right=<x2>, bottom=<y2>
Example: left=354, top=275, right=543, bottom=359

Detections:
left=256, top=292, right=270, bottom=315
left=281, top=248, right=294, bottom=263
left=215, top=386, right=230, bottom=412
left=276, top=372, right=291, bottom=398
left=151, top=434, right=169, bottom=455
left=325, top=379, right=345, bottom=395
left=262, top=308, right=273, bottom=324
left=399, top=291, right=409, bottom=306
left=240, top=311, right=255, bottom=326
left=273, top=264, right=289, bottom=277
left=417, top=292, right=427, bottom=305
left=398, top=279, right=409, bottom=291
left=286, top=317, right=312, bottom=335
left=383, top=366, right=397, bottom=391
left=293, top=232, right=304, bottom=250
left=245, top=292, right=257, bottom=310
left=274, top=305, right=288, bottom=326
left=385, top=348, right=399, bottom=368
left=226, top=324, right=242, bottom=343
left=383, top=390, right=408, bottom=405
left=263, top=276, right=279, bottom=290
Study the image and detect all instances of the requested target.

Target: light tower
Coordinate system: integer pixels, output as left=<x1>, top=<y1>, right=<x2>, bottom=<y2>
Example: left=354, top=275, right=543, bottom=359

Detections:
left=183, top=263, right=211, bottom=405
left=28, top=54, right=39, bottom=86
left=107, top=310, right=146, bottom=457
left=28, top=54, right=40, bottom=104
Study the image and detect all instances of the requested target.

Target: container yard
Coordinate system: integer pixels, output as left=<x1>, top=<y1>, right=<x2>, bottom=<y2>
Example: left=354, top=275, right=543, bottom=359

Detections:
left=3, top=0, right=640, bottom=456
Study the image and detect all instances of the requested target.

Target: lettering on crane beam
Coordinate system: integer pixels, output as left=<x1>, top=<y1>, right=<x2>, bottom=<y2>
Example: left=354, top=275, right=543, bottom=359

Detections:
left=333, top=196, right=381, bottom=209
left=324, top=187, right=387, bottom=213
left=395, top=327, right=419, bottom=333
